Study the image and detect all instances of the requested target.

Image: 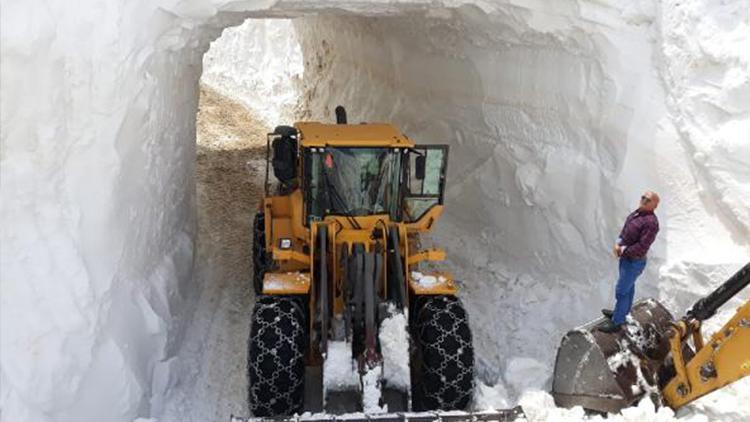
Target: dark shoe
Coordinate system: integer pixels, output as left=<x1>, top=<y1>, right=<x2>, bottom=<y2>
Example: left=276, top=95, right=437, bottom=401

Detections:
left=598, top=319, right=622, bottom=333
left=601, top=309, right=613, bottom=319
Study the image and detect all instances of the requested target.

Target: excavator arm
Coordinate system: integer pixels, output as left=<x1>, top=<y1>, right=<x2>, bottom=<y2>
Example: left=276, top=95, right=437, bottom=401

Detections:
left=552, top=261, right=750, bottom=414
left=661, top=262, right=750, bottom=409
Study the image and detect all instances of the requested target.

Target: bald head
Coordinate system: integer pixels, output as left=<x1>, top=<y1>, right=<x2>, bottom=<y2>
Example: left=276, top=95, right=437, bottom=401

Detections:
left=639, top=191, right=660, bottom=212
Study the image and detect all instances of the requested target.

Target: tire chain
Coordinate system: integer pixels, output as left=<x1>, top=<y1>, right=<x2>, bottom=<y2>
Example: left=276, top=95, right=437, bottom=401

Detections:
left=415, top=296, right=474, bottom=410
left=247, top=296, right=306, bottom=416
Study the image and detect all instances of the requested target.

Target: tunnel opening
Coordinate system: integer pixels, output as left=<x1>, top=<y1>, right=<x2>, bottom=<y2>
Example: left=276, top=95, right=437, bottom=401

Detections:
left=3, top=2, right=749, bottom=422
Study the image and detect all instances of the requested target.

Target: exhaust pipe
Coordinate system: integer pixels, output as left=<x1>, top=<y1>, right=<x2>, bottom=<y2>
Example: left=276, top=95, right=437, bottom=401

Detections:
left=335, top=106, right=347, bottom=124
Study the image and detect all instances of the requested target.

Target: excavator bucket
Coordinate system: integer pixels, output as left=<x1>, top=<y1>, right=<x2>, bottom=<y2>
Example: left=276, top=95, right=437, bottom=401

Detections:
left=552, top=299, right=674, bottom=414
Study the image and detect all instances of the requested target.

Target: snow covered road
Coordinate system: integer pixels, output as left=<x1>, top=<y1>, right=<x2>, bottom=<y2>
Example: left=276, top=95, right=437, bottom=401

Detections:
left=157, top=86, right=264, bottom=421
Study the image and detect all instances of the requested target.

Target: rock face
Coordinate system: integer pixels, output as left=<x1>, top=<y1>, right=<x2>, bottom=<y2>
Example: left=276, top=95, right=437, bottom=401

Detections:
left=1, top=1, right=748, bottom=421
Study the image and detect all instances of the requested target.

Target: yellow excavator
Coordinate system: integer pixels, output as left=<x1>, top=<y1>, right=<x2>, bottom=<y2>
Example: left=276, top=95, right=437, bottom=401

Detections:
left=242, top=107, right=523, bottom=421
left=553, top=262, right=750, bottom=413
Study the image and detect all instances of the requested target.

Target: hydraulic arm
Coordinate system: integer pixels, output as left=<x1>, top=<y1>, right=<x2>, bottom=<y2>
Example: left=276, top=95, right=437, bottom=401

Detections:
left=661, top=262, right=750, bottom=408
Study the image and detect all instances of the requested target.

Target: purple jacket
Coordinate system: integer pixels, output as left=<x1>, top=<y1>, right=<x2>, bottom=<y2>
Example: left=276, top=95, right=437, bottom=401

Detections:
left=618, top=209, right=659, bottom=259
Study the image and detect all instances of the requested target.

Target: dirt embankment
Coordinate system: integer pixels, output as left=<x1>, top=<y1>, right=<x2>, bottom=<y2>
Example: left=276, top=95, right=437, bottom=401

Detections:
left=195, top=84, right=268, bottom=285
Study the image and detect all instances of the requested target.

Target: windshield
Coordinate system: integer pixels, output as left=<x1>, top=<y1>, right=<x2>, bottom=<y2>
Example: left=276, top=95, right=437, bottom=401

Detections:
left=307, top=147, right=402, bottom=220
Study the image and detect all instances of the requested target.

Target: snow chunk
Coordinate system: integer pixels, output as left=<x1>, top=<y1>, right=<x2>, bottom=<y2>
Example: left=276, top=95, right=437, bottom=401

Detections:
left=472, top=381, right=510, bottom=410
left=378, top=306, right=410, bottom=391
left=361, top=367, right=384, bottom=414
left=518, top=390, right=683, bottom=422
left=621, top=397, right=676, bottom=422
left=411, top=271, right=437, bottom=286
left=518, top=390, right=587, bottom=421
left=323, top=341, right=359, bottom=394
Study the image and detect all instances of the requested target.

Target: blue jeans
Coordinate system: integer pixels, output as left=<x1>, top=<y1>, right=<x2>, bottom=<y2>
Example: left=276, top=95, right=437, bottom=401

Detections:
left=612, top=257, right=647, bottom=325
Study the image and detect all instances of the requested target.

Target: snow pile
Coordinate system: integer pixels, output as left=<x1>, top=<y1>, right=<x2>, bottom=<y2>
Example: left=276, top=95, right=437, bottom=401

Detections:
left=516, top=389, right=749, bottom=422
left=202, top=19, right=303, bottom=126
left=2, top=1, right=749, bottom=422
left=361, top=367, right=385, bottom=414
left=323, top=341, right=359, bottom=394
left=659, top=0, right=750, bottom=237
left=519, top=393, right=681, bottom=422
left=378, top=307, right=410, bottom=392
left=473, top=382, right=511, bottom=411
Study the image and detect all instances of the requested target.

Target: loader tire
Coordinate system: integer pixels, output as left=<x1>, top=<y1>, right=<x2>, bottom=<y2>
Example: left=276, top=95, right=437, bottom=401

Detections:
left=411, top=295, right=474, bottom=411
left=252, top=212, right=269, bottom=295
left=247, top=296, right=306, bottom=417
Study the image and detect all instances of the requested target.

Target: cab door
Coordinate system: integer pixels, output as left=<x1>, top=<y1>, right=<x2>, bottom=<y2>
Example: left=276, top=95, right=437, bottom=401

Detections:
left=403, top=145, right=449, bottom=222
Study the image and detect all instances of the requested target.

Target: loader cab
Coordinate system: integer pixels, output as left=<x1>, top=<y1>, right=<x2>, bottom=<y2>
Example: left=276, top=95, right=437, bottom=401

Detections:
left=292, top=124, right=448, bottom=226
left=303, top=146, right=404, bottom=222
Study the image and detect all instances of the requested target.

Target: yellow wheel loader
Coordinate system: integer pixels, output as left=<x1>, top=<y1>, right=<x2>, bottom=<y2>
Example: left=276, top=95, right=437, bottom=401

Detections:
left=553, top=262, right=750, bottom=414
left=243, top=107, right=523, bottom=421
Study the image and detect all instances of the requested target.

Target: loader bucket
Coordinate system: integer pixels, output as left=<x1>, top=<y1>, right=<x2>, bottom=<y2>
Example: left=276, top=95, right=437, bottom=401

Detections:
left=551, top=299, right=673, bottom=414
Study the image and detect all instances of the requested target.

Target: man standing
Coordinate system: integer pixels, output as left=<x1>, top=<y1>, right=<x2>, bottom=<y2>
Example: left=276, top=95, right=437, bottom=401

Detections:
left=599, top=191, right=661, bottom=333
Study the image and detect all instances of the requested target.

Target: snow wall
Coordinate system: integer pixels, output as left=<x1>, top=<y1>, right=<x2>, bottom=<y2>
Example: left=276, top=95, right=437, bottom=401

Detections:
left=1, top=1, right=748, bottom=421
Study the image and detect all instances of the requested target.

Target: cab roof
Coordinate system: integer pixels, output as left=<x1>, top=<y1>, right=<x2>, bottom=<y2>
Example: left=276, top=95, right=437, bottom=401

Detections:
left=295, top=122, right=415, bottom=148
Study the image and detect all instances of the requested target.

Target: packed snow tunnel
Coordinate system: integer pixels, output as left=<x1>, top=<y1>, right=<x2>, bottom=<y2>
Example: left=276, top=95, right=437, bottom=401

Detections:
left=2, top=1, right=749, bottom=422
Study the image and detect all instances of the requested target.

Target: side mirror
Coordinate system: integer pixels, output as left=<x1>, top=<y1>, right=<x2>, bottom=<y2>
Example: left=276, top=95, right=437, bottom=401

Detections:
left=415, top=155, right=426, bottom=180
